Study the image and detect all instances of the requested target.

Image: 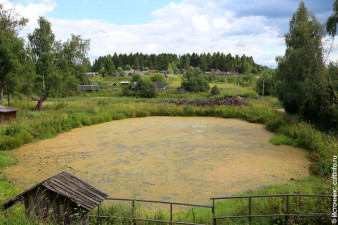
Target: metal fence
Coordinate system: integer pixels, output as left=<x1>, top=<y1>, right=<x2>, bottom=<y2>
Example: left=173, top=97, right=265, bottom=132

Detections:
left=211, top=194, right=333, bottom=225
left=89, top=194, right=333, bottom=225
left=90, top=197, right=212, bottom=225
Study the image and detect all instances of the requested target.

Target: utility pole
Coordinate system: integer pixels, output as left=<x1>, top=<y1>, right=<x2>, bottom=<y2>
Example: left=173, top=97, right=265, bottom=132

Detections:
left=262, top=77, right=265, bottom=100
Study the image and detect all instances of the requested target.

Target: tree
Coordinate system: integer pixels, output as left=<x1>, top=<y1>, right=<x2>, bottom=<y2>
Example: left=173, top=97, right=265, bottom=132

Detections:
left=182, top=67, right=210, bottom=92
left=29, top=17, right=91, bottom=110
left=326, top=0, right=338, bottom=37
left=0, top=4, right=27, bottom=105
left=255, top=69, right=275, bottom=97
left=62, top=34, right=90, bottom=86
left=276, top=2, right=337, bottom=130
left=104, top=57, right=115, bottom=75
left=171, top=62, right=179, bottom=74
left=167, top=63, right=173, bottom=74
left=134, top=78, right=157, bottom=98
left=276, top=2, right=323, bottom=113
left=28, top=17, right=60, bottom=110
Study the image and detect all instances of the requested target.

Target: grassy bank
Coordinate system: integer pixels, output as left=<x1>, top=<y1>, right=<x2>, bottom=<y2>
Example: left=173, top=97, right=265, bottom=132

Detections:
left=89, top=176, right=331, bottom=225
left=0, top=95, right=335, bottom=224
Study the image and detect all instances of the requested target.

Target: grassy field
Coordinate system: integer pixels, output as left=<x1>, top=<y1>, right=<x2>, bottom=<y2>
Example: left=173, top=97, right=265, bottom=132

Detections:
left=0, top=74, right=335, bottom=224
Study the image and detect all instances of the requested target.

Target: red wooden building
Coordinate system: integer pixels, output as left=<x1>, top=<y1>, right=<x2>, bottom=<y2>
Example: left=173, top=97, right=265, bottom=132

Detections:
left=0, top=105, right=19, bottom=123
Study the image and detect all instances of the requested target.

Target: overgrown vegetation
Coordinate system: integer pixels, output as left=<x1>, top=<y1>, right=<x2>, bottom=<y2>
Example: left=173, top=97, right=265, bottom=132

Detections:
left=0, top=1, right=337, bottom=224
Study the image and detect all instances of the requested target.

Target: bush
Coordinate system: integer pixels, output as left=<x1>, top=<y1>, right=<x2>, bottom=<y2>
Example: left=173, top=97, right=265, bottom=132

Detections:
left=121, top=85, right=132, bottom=97
left=210, top=85, right=220, bottom=96
left=131, top=73, right=141, bottom=82
left=134, top=79, right=157, bottom=98
left=150, top=73, right=166, bottom=86
left=255, top=73, right=275, bottom=96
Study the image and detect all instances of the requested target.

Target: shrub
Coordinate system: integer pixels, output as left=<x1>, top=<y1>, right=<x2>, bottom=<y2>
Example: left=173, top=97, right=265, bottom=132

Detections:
left=182, top=67, right=210, bottom=92
left=210, top=85, right=220, bottom=96
left=150, top=73, right=166, bottom=86
left=134, top=79, right=157, bottom=98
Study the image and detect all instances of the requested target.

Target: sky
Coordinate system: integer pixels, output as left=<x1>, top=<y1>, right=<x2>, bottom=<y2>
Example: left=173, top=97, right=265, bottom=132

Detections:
left=0, top=0, right=337, bottom=67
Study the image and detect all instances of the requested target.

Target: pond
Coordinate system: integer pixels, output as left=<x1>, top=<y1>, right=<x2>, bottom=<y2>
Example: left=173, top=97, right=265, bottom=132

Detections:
left=4, top=117, right=309, bottom=203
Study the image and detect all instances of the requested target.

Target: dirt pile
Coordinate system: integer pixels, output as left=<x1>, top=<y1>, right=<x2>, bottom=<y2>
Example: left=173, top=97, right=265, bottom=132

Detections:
left=162, top=96, right=252, bottom=107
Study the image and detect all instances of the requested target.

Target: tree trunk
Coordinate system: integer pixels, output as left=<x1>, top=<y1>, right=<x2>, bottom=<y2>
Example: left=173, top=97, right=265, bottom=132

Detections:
left=328, top=77, right=337, bottom=105
left=35, top=94, right=48, bottom=111
left=7, top=91, right=10, bottom=106
left=0, top=83, right=3, bottom=105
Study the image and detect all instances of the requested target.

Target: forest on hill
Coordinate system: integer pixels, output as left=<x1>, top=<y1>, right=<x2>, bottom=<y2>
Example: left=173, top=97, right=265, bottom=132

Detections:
left=91, top=52, right=267, bottom=75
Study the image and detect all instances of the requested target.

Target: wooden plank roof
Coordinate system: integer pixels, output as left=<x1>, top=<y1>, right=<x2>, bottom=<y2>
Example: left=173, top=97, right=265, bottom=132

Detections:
left=0, top=105, right=19, bottom=113
left=2, top=171, right=108, bottom=211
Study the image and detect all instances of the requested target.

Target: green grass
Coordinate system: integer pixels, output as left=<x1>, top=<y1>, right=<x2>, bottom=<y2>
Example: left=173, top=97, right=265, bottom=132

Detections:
left=89, top=176, right=331, bottom=225
left=269, top=134, right=297, bottom=146
left=0, top=75, right=335, bottom=224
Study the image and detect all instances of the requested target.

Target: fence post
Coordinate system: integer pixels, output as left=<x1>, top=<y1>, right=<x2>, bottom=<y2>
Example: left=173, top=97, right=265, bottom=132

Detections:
left=170, top=203, right=173, bottom=225
left=97, top=204, right=100, bottom=225
left=131, top=200, right=136, bottom=225
left=212, top=199, right=216, bottom=225
left=285, top=195, right=289, bottom=225
left=248, top=197, right=252, bottom=225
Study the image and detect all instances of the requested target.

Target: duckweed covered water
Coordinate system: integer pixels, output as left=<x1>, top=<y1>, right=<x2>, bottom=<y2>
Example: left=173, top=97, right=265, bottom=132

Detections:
left=4, top=117, right=309, bottom=203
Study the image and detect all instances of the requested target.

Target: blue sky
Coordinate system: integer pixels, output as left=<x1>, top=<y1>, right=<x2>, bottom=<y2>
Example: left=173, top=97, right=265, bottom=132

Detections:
left=1, top=0, right=337, bottom=66
left=46, top=0, right=181, bottom=25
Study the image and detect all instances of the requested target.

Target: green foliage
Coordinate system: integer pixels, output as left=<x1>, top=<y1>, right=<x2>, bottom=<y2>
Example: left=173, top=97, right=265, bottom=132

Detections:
left=28, top=17, right=91, bottom=110
left=91, top=176, right=330, bottom=225
left=239, top=74, right=254, bottom=87
left=125, top=64, right=131, bottom=70
left=121, top=85, right=132, bottom=97
left=134, top=79, right=157, bottom=98
left=210, top=85, right=220, bottom=96
left=167, top=63, right=173, bottom=74
left=117, top=67, right=123, bottom=72
left=276, top=2, right=324, bottom=113
left=0, top=4, right=28, bottom=105
left=150, top=73, right=166, bottom=86
left=275, top=2, right=337, bottom=131
left=0, top=152, right=17, bottom=169
left=182, top=67, right=210, bottom=92
left=326, top=0, right=338, bottom=36
left=131, top=73, right=141, bottom=82
left=269, top=134, right=297, bottom=146
left=91, top=52, right=265, bottom=73
left=255, top=69, right=275, bottom=96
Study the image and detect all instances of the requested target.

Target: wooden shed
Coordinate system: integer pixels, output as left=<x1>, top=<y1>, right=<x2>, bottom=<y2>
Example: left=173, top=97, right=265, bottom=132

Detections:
left=2, top=171, right=108, bottom=225
left=153, top=81, right=164, bottom=91
left=79, top=84, right=99, bottom=92
left=0, top=105, right=19, bottom=124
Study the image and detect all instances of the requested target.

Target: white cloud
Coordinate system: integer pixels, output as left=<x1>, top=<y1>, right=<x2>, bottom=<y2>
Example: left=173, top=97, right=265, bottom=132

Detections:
left=1, top=0, right=337, bottom=67
left=0, top=0, right=57, bottom=30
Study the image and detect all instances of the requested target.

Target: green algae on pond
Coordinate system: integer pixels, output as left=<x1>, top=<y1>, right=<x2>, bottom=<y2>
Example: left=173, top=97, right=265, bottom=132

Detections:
left=4, top=117, right=309, bottom=203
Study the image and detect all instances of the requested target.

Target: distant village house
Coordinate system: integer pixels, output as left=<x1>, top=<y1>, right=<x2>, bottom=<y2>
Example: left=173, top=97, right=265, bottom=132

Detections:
left=79, top=84, right=99, bottom=92
left=86, top=72, right=98, bottom=78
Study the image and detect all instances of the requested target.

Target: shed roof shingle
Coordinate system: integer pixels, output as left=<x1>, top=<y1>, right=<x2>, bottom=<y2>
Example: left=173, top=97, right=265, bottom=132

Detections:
left=2, top=171, right=108, bottom=211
